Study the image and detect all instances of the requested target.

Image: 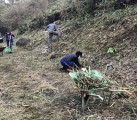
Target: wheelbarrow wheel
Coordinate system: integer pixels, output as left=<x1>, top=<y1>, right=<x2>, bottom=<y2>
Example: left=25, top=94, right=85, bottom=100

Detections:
left=82, top=92, right=89, bottom=110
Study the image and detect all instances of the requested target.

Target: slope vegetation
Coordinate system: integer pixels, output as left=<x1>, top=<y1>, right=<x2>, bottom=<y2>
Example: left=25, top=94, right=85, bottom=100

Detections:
left=0, top=2, right=137, bottom=120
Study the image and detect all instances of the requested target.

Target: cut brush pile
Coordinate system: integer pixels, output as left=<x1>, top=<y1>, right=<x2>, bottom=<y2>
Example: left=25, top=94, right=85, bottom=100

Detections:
left=69, top=67, right=114, bottom=90
left=69, top=67, right=132, bottom=98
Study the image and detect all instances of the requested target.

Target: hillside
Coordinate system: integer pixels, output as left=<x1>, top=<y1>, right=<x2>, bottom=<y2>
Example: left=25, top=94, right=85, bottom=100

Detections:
left=0, top=0, right=137, bottom=120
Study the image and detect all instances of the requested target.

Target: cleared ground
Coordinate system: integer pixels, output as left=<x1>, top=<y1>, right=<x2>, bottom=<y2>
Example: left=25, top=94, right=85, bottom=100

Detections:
left=0, top=15, right=137, bottom=120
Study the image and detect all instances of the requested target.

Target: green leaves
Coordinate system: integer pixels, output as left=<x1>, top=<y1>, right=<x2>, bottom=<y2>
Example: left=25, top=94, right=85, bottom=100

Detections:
left=107, top=47, right=116, bottom=53
left=69, top=66, right=111, bottom=89
left=69, top=71, right=79, bottom=83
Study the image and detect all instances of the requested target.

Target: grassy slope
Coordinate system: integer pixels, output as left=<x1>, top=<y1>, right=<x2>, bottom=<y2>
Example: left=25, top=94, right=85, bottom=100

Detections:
left=0, top=4, right=137, bottom=120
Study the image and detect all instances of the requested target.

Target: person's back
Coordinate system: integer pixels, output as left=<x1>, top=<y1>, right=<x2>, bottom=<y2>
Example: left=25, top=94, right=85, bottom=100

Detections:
left=62, top=54, right=78, bottom=62
left=60, top=51, right=82, bottom=69
left=46, top=22, right=59, bottom=46
left=47, top=23, right=57, bottom=32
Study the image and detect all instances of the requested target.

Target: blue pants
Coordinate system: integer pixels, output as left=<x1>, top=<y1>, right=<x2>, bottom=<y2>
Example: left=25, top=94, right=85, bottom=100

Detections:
left=7, top=40, right=13, bottom=51
left=48, top=31, right=59, bottom=45
left=60, top=59, right=75, bottom=69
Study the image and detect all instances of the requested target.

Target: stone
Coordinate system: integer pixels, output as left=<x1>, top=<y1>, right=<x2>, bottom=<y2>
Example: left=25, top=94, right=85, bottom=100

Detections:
left=16, top=38, right=30, bottom=46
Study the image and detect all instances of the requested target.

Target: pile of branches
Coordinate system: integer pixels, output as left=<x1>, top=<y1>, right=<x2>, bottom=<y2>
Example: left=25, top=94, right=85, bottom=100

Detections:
left=69, top=67, right=114, bottom=90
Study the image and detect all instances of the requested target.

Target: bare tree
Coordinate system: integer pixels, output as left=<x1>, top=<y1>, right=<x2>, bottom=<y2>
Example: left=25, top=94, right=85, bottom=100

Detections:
left=1, top=0, right=49, bottom=29
left=0, top=0, right=5, bottom=3
left=8, top=0, right=15, bottom=4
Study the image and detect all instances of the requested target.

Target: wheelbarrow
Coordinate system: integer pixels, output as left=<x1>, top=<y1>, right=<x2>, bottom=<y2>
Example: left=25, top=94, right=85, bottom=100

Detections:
left=0, top=47, right=6, bottom=55
left=69, top=68, right=131, bottom=110
left=81, top=88, right=127, bottom=110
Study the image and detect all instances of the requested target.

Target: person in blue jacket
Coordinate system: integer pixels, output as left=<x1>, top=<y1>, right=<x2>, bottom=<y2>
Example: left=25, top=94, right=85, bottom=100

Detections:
left=5, top=32, right=14, bottom=51
left=60, top=51, right=82, bottom=70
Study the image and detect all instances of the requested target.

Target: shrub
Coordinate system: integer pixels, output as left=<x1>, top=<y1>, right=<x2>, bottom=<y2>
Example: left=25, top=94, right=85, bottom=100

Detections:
left=1, top=0, right=49, bottom=30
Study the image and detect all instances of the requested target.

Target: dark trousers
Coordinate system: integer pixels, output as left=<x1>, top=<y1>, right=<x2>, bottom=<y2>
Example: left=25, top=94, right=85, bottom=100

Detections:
left=48, top=31, right=59, bottom=45
left=6, top=40, right=13, bottom=51
left=60, top=59, right=75, bottom=69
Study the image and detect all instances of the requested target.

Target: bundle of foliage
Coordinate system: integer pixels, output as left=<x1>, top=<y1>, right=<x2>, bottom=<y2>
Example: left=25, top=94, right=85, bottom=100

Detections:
left=69, top=67, right=113, bottom=90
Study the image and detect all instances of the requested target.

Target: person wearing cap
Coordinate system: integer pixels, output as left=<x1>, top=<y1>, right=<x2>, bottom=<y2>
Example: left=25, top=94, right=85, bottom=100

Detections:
left=60, top=51, right=82, bottom=70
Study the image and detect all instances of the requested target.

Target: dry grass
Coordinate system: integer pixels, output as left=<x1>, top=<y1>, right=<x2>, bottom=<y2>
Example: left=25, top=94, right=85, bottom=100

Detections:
left=0, top=11, right=137, bottom=120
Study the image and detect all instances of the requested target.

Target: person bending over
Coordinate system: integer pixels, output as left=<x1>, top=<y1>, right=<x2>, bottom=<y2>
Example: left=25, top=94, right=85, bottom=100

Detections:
left=60, top=51, right=82, bottom=70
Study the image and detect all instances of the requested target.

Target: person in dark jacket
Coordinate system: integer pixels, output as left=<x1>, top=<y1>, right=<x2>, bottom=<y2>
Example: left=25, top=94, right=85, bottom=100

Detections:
left=60, top=51, right=82, bottom=69
left=46, top=22, right=59, bottom=45
left=5, top=32, right=14, bottom=51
